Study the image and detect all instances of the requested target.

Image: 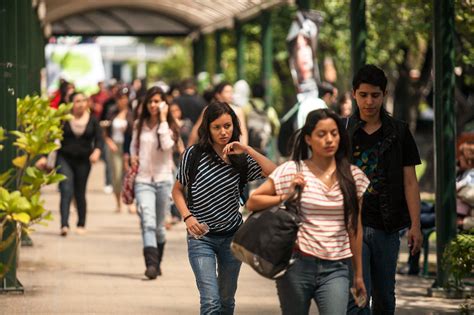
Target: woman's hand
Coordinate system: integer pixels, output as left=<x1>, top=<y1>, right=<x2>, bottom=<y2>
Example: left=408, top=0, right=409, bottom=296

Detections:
left=89, top=149, right=101, bottom=164
left=130, top=155, right=139, bottom=168
left=185, top=216, right=208, bottom=236
left=106, top=138, right=118, bottom=153
left=282, top=172, right=306, bottom=201
left=351, top=276, right=367, bottom=308
left=223, top=141, right=248, bottom=157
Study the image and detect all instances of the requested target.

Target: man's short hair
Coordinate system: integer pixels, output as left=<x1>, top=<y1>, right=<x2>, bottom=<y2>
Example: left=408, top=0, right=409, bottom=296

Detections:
left=181, top=78, right=196, bottom=91
left=318, top=82, right=335, bottom=97
left=352, top=64, right=387, bottom=92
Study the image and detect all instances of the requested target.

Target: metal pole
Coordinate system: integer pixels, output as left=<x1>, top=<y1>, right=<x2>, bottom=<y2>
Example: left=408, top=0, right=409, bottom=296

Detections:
left=0, top=0, right=23, bottom=293
left=261, top=10, right=273, bottom=107
left=433, top=0, right=457, bottom=288
left=235, top=19, right=246, bottom=81
left=296, top=0, right=311, bottom=10
left=350, top=0, right=367, bottom=77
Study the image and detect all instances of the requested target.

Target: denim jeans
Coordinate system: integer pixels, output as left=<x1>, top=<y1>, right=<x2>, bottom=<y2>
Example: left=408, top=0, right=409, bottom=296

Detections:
left=276, top=252, right=350, bottom=315
left=187, top=234, right=242, bottom=315
left=347, top=226, right=400, bottom=315
left=57, top=155, right=91, bottom=228
left=135, top=181, right=172, bottom=247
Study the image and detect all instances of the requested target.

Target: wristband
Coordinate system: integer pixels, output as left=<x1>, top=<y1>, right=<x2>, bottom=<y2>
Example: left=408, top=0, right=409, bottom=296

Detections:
left=183, top=214, right=193, bottom=222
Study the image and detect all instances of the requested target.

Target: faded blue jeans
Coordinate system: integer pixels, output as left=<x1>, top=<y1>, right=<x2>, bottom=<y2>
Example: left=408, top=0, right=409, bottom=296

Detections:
left=347, top=226, right=400, bottom=315
left=135, top=181, right=172, bottom=248
left=187, top=234, right=242, bottom=315
left=276, top=252, right=350, bottom=315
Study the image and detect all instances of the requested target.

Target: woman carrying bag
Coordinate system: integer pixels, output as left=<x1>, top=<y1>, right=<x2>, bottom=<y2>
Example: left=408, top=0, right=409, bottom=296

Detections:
left=130, top=86, right=180, bottom=280
left=246, top=109, right=369, bottom=315
left=172, top=101, right=276, bottom=315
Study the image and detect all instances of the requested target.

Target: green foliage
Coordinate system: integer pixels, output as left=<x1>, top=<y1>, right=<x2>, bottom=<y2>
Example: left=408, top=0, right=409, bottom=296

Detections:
left=147, top=37, right=192, bottom=84
left=0, top=96, right=71, bottom=232
left=443, top=228, right=474, bottom=289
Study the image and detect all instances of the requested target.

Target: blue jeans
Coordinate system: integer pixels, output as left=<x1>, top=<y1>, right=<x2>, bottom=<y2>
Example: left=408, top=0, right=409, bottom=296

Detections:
left=187, top=234, right=242, bottom=315
left=276, top=252, right=350, bottom=315
left=135, top=181, right=172, bottom=247
left=347, top=226, right=400, bottom=315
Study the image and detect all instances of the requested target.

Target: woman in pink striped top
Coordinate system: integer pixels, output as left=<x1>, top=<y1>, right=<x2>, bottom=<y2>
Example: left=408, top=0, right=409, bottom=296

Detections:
left=247, top=109, right=369, bottom=315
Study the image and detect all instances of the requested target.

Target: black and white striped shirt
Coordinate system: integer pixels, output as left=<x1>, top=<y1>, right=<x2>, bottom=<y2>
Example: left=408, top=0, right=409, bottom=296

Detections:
left=177, top=146, right=264, bottom=235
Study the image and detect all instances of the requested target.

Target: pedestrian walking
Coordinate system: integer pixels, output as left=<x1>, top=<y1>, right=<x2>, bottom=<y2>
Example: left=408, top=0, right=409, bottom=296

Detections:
left=131, top=86, right=180, bottom=280
left=346, top=65, right=422, bottom=315
left=247, top=108, right=369, bottom=315
left=104, top=87, right=133, bottom=213
left=57, top=92, right=103, bottom=236
left=172, top=101, right=276, bottom=315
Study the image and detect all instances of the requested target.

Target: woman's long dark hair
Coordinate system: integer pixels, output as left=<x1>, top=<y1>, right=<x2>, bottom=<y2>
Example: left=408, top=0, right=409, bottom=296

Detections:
left=135, top=86, right=179, bottom=149
left=291, top=109, right=359, bottom=234
left=197, top=101, right=245, bottom=171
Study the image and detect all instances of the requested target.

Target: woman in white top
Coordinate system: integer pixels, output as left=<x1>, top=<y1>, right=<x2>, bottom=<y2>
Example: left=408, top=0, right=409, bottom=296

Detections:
left=247, top=109, right=369, bottom=315
left=104, top=88, right=133, bottom=213
left=130, top=86, right=180, bottom=280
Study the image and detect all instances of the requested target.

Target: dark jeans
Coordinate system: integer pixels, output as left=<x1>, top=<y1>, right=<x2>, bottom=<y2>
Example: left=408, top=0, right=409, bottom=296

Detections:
left=347, top=226, right=400, bottom=315
left=57, top=155, right=91, bottom=228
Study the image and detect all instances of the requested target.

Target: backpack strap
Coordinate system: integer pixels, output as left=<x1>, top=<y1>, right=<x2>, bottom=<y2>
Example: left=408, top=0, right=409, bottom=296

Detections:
left=186, top=145, right=203, bottom=208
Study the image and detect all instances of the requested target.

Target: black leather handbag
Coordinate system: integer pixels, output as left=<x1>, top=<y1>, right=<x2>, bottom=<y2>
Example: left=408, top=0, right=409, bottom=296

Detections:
left=231, top=172, right=302, bottom=279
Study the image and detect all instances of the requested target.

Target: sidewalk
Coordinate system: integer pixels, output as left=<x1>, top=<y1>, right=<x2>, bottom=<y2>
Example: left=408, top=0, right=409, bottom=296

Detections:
left=0, top=162, right=467, bottom=314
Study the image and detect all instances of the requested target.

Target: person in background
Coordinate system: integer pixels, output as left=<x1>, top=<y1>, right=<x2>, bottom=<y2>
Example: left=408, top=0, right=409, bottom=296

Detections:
left=90, top=81, right=110, bottom=120
left=131, top=87, right=180, bottom=280
left=172, top=102, right=276, bottom=314
left=174, top=78, right=206, bottom=125
left=346, top=65, right=422, bottom=315
left=232, top=80, right=250, bottom=108
left=318, top=81, right=337, bottom=108
left=104, top=87, right=133, bottom=213
left=247, top=109, right=369, bottom=315
left=337, top=92, right=353, bottom=118
left=56, top=92, right=103, bottom=236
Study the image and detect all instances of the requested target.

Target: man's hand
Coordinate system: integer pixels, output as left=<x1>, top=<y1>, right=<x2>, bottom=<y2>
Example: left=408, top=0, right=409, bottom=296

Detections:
left=407, top=226, right=423, bottom=255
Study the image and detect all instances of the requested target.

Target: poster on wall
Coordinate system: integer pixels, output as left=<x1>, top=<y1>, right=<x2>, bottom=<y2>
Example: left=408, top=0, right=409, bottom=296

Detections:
left=45, top=43, right=105, bottom=95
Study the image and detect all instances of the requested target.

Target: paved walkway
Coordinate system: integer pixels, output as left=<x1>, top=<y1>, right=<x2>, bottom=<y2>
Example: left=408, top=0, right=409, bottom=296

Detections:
left=0, top=162, right=467, bottom=314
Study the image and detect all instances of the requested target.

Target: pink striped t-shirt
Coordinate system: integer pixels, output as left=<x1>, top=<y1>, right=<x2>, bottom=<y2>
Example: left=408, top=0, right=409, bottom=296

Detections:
left=269, top=160, right=370, bottom=260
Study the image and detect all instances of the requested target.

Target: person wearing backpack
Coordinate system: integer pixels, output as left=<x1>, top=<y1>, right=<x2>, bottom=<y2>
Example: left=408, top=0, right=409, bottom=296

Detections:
left=172, top=101, right=276, bottom=315
left=247, top=109, right=369, bottom=315
left=244, top=83, right=280, bottom=156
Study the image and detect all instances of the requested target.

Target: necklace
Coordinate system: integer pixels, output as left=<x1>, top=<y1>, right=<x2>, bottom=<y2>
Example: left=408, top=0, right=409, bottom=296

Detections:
left=307, top=160, right=336, bottom=180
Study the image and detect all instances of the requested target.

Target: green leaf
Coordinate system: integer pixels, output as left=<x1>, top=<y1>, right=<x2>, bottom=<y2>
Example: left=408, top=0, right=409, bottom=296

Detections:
left=12, top=155, right=28, bottom=168
left=12, top=213, right=30, bottom=225
left=0, top=169, right=13, bottom=186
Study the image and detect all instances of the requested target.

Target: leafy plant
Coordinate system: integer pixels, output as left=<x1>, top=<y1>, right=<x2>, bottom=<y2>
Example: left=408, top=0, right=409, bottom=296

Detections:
left=0, top=95, right=71, bottom=278
left=443, top=228, right=474, bottom=289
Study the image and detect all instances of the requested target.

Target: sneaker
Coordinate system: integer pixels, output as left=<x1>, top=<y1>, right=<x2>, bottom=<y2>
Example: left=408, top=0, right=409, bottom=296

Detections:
left=76, top=227, right=86, bottom=235
left=60, top=227, right=69, bottom=237
left=103, top=185, right=113, bottom=194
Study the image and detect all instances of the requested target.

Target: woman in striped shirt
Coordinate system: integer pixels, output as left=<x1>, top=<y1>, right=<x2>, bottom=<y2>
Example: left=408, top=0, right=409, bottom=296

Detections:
left=172, top=101, right=276, bottom=315
left=247, top=109, right=369, bottom=315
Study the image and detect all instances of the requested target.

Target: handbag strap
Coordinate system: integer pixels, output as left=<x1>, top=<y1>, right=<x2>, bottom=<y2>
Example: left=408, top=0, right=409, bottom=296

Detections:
left=285, top=161, right=303, bottom=215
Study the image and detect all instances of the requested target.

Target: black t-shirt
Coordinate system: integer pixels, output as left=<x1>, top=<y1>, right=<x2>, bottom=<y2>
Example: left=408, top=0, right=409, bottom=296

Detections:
left=353, top=126, right=420, bottom=229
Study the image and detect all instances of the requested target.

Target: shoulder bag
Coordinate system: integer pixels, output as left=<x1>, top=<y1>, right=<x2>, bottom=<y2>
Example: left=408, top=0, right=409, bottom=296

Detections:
left=231, top=163, right=302, bottom=279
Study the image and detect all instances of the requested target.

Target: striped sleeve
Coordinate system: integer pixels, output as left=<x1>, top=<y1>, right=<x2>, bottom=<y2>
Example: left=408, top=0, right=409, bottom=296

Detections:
left=245, top=154, right=264, bottom=182
left=269, top=161, right=297, bottom=196
left=176, top=146, right=195, bottom=186
left=351, top=165, right=370, bottom=199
